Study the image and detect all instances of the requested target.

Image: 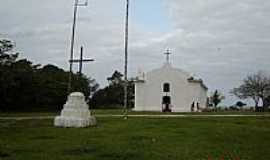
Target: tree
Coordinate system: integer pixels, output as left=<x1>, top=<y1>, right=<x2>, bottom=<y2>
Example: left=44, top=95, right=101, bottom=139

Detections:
left=210, top=90, right=225, bottom=110
left=0, top=39, right=99, bottom=112
left=71, top=73, right=99, bottom=98
left=34, top=64, right=99, bottom=111
left=0, top=39, right=18, bottom=65
left=107, top=70, right=124, bottom=86
left=232, top=72, right=270, bottom=111
left=0, top=61, right=99, bottom=111
left=0, top=58, right=39, bottom=111
left=91, top=70, right=134, bottom=109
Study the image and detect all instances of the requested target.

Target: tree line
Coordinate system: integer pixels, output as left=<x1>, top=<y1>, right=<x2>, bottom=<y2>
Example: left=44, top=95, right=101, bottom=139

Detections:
left=0, top=39, right=133, bottom=112
left=91, top=70, right=134, bottom=109
left=1, top=39, right=269, bottom=112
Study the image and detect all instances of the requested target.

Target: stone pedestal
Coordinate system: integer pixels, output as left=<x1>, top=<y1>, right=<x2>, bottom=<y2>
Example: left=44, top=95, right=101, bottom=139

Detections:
left=54, top=92, right=96, bottom=128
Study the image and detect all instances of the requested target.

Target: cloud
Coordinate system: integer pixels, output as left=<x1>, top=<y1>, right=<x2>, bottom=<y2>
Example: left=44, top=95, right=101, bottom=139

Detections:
left=161, top=0, right=270, bottom=105
left=1, top=0, right=270, bottom=105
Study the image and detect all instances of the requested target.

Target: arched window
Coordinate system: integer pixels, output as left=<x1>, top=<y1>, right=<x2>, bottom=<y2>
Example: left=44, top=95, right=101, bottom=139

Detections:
left=163, top=83, right=170, bottom=92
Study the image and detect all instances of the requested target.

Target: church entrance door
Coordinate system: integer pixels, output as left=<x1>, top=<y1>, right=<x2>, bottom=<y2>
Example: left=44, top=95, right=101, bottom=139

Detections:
left=162, top=96, right=172, bottom=112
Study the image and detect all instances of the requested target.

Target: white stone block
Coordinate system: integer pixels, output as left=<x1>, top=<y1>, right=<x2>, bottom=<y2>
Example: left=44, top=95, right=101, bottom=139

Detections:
left=54, top=92, right=97, bottom=128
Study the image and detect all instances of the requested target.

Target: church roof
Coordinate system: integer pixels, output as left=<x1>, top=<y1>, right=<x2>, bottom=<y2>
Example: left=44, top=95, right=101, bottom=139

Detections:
left=188, top=77, right=208, bottom=90
left=148, top=62, right=191, bottom=78
left=135, top=62, right=208, bottom=90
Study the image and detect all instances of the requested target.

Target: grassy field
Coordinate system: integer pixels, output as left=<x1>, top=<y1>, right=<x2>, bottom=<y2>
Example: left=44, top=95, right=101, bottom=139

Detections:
left=0, top=116, right=270, bottom=160
left=1, top=109, right=269, bottom=117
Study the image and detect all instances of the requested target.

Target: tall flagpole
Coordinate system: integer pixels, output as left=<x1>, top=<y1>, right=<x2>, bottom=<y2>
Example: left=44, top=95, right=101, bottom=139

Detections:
left=68, top=0, right=79, bottom=94
left=67, top=0, right=88, bottom=94
left=124, top=0, right=129, bottom=119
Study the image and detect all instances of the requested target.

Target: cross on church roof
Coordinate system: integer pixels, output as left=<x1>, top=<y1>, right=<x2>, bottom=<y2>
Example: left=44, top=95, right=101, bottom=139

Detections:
left=164, top=49, right=171, bottom=63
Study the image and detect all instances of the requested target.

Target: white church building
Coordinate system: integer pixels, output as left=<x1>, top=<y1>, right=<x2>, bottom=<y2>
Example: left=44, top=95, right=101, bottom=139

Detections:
left=134, top=50, right=208, bottom=112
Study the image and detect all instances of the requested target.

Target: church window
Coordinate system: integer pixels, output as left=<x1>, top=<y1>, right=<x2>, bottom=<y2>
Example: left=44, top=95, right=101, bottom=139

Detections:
left=163, top=83, right=170, bottom=92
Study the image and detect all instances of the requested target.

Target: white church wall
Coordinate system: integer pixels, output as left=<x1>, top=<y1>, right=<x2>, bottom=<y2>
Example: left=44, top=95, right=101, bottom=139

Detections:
left=199, top=87, right=208, bottom=108
left=188, top=83, right=208, bottom=110
left=169, top=72, right=191, bottom=112
left=142, top=68, right=167, bottom=111
left=134, top=82, right=145, bottom=111
left=134, top=63, right=208, bottom=112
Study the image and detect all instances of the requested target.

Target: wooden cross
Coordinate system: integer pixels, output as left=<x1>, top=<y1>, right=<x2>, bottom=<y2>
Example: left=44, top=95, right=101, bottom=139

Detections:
left=164, top=49, right=171, bottom=63
left=69, top=46, right=94, bottom=75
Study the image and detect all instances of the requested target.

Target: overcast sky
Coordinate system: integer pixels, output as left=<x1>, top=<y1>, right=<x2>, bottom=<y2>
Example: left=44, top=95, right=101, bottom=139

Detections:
left=1, top=0, right=270, bottom=105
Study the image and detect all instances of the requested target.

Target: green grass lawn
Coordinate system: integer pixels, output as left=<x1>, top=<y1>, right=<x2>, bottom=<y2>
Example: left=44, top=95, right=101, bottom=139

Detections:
left=1, top=109, right=269, bottom=117
left=0, top=117, right=270, bottom=160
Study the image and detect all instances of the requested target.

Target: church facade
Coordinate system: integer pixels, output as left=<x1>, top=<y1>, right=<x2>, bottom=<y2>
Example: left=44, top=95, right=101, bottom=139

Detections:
left=134, top=52, right=208, bottom=112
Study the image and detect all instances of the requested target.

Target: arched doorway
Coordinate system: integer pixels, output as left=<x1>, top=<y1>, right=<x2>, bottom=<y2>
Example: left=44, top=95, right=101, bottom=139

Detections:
left=162, top=96, right=172, bottom=112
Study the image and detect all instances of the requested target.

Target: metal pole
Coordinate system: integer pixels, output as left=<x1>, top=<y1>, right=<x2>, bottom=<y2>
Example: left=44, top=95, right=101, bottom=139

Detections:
left=68, top=0, right=79, bottom=94
left=79, top=46, right=83, bottom=75
left=124, top=0, right=129, bottom=119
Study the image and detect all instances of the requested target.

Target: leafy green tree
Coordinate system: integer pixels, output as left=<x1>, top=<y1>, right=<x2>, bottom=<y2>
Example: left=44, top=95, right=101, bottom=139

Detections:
left=107, top=70, right=124, bottom=86
left=72, top=73, right=99, bottom=98
left=210, top=90, right=225, bottom=111
left=91, top=70, right=134, bottom=109
left=34, top=64, right=99, bottom=111
left=0, top=39, right=99, bottom=112
left=0, top=39, right=18, bottom=65
left=0, top=58, right=39, bottom=111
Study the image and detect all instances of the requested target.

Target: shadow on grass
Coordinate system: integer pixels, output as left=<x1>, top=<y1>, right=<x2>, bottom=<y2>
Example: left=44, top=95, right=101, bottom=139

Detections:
left=98, top=151, right=138, bottom=160
left=64, top=145, right=97, bottom=155
left=31, top=135, right=55, bottom=140
left=0, top=150, right=11, bottom=159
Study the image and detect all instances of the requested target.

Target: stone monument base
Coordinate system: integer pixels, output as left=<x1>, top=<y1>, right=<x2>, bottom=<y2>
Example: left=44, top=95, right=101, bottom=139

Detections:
left=54, top=92, right=96, bottom=128
left=54, top=116, right=96, bottom=128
